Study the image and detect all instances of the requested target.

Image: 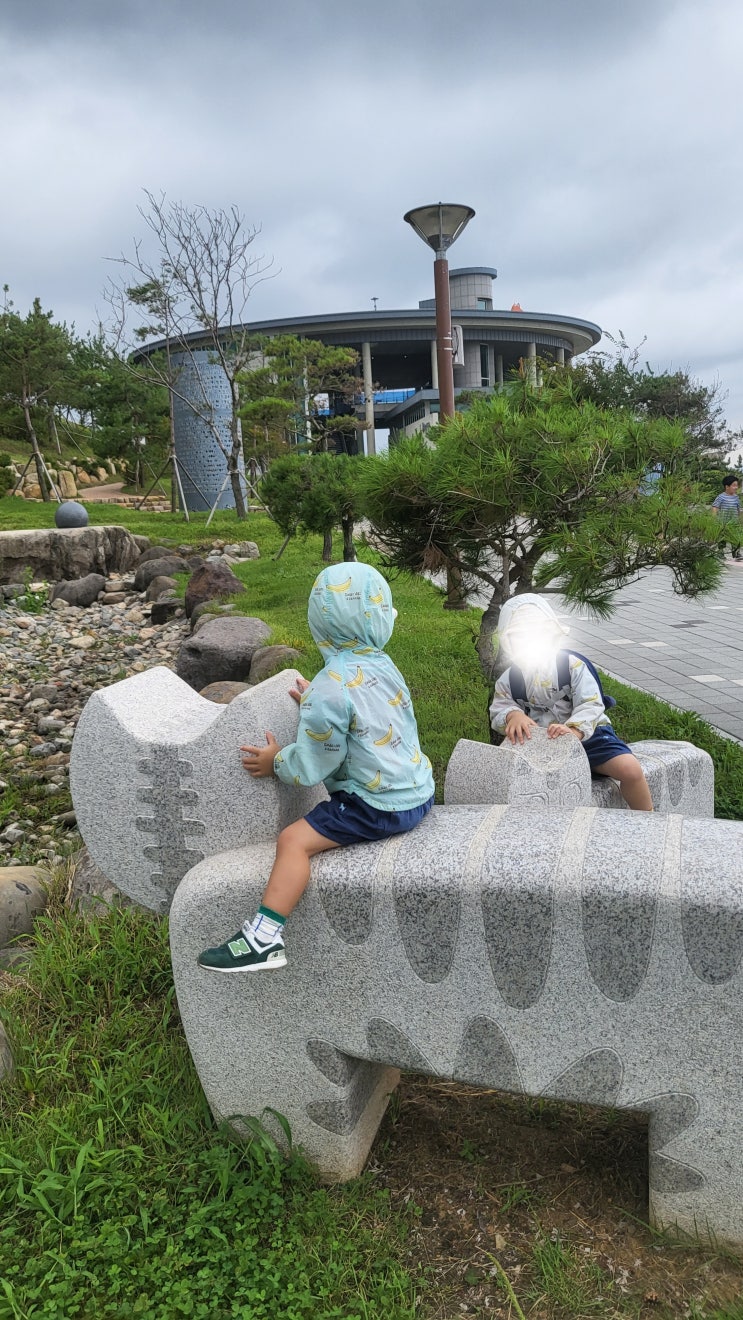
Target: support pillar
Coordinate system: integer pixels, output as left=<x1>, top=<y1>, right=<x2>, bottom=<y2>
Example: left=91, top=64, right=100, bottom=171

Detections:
left=556, top=347, right=565, bottom=367
left=431, top=340, right=439, bottom=390
left=362, top=341, right=376, bottom=457
left=496, top=354, right=504, bottom=388
left=527, top=340, right=537, bottom=385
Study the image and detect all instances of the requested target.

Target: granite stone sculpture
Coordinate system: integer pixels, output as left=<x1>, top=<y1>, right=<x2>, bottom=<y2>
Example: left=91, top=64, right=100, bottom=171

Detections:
left=70, top=667, right=743, bottom=1245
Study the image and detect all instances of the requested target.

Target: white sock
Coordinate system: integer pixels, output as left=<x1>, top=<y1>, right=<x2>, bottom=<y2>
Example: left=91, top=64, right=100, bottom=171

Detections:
left=242, top=907, right=285, bottom=952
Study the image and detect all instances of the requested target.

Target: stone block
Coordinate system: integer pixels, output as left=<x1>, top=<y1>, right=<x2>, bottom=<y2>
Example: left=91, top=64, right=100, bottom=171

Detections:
left=444, top=731, right=714, bottom=818
left=50, top=573, right=106, bottom=608
left=185, top=563, right=245, bottom=618
left=70, top=667, right=326, bottom=912
left=133, top=556, right=188, bottom=593
left=171, top=805, right=743, bottom=1244
left=0, top=526, right=142, bottom=584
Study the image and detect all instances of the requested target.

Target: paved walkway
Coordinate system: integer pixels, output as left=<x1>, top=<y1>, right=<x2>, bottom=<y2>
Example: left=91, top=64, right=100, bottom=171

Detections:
left=550, top=559, right=743, bottom=743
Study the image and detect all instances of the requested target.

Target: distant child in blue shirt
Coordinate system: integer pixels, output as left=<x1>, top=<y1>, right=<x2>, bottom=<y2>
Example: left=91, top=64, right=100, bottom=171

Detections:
left=489, top=594, right=653, bottom=811
left=711, top=474, right=742, bottom=560
left=198, top=562, right=435, bottom=973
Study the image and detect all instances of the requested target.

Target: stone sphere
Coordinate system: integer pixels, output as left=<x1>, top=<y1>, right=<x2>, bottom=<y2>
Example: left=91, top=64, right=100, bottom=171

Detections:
left=55, top=501, right=89, bottom=528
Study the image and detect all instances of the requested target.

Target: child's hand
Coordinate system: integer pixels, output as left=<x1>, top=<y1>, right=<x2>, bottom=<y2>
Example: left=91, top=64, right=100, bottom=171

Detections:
left=505, top=710, right=537, bottom=744
left=289, top=676, right=310, bottom=704
left=547, top=724, right=583, bottom=740
left=241, top=732, right=280, bottom=777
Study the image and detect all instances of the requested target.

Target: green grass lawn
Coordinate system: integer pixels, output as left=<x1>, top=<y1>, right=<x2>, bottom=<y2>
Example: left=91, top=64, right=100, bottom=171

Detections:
left=1, top=499, right=743, bottom=1318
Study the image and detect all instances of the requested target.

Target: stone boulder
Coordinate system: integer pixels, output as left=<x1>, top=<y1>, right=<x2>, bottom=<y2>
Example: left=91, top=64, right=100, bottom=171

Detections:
left=190, top=600, right=237, bottom=630
left=50, top=573, right=106, bottom=607
left=69, top=846, right=136, bottom=913
left=145, top=574, right=178, bottom=601
left=175, top=616, right=271, bottom=691
left=248, top=644, right=302, bottom=684
left=150, top=596, right=182, bottom=625
left=199, top=681, right=253, bottom=704
left=0, top=866, right=48, bottom=946
left=185, top=563, right=245, bottom=618
left=133, top=556, right=188, bottom=593
left=222, top=541, right=260, bottom=560
left=58, top=470, right=78, bottom=499
left=137, top=544, right=178, bottom=566
left=0, top=526, right=143, bottom=584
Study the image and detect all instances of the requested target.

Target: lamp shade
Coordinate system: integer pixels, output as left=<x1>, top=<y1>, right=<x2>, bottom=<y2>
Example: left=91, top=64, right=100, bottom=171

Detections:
left=403, top=203, right=475, bottom=254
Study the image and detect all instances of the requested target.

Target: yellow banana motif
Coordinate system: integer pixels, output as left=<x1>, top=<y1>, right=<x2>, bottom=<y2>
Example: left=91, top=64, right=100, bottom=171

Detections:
left=349, top=713, right=357, bottom=732
left=388, top=689, right=404, bottom=706
left=410, top=747, right=421, bottom=764
left=327, top=576, right=352, bottom=593
left=352, top=646, right=375, bottom=655
left=346, top=667, right=364, bottom=688
left=374, top=724, right=394, bottom=747
left=306, top=727, right=334, bottom=742
left=328, top=669, right=342, bottom=682
left=365, top=770, right=382, bottom=790
left=369, top=590, right=384, bottom=604
left=299, top=690, right=310, bottom=703
left=317, top=638, right=335, bottom=649
left=339, top=636, right=361, bottom=649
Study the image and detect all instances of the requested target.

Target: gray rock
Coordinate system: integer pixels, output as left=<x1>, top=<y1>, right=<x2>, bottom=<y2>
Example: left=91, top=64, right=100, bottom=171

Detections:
left=222, top=541, right=260, bottom=560
left=50, top=573, right=107, bottom=608
left=68, top=846, right=136, bottom=913
left=136, top=545, right=178, bottom=566
left=248, top=645, right=302, bottom=685
left=190, top=600, right=237, bottom=631
left=0, top=526, right=143, bottom=584
left=184, top=563, right=245, bottom=618
left=150, top=596, right=182, bottom=625
left=145, top=575, right=178, bottom=601
left=133, top=557, right=188, bottom=593
left=199, top=681, right=253, bottom=704
left=0, top=866, right=48, bottom=945
left=175, top=616, right=271, bottom=691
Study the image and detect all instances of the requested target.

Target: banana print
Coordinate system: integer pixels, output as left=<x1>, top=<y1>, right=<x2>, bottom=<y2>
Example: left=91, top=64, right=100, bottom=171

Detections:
left=328, top=669, right=342, bottom=682
left=410, top=747, right=421, bottom=764
left=374, top=724, right=394, bottom=747
left=346, top=667, right=364, bottom=688
left=305, top=727, right=334, bottom=742
left=388, top=689, right=404, bottom=706
left=369, top=590, right=384, bottom=604
left=327, top=577, right=352, bottom=593
left=365, top=770, right=382, bottom=790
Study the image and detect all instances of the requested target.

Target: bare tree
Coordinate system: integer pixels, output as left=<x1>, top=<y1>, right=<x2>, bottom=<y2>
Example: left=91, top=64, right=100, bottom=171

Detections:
left=107, top=193, right=272, bottom=518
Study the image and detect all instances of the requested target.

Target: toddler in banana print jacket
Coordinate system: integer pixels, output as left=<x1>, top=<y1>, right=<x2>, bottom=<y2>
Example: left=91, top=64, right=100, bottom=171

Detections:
left=198, top=561, right=434, bottom=973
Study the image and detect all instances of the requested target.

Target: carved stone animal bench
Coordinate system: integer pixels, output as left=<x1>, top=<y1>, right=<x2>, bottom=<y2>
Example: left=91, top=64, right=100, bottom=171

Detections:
left=70, top=667, right=743, bottom=1246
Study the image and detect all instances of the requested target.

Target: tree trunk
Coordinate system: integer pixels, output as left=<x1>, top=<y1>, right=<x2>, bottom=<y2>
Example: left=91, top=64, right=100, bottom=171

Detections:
left=476, top=581, right=511, bottom=687
left=273, top=533, right=292, bottom=560
left=341, top=515, right=356, bottom=561
left=22, top=397, right=51, bottom=501
left=322, top=530, right=333, bottom=561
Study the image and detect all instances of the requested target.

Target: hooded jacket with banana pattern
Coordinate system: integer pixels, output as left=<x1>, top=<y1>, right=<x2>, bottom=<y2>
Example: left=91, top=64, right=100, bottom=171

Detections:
left=273, top=562, right=435, bottom=810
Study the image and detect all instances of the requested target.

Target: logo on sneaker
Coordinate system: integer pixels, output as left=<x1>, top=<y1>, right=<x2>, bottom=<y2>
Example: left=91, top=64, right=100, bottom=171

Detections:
left=227, top=937, right=250, bottom=957
left=266, top=950, right=283, bottom=962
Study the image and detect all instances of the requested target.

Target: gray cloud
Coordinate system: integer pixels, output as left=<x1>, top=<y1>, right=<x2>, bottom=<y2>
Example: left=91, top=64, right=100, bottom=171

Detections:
left=2, top=0, right=743, bottom=432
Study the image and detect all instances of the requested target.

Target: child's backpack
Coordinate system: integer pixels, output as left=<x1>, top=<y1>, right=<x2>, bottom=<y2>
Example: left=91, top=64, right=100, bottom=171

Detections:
left=508, top=649, right=616, bottom=713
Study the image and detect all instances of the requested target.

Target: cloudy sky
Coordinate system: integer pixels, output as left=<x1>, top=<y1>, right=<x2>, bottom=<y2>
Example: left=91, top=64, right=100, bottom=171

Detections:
left=3, top=0, right=743, bottom=436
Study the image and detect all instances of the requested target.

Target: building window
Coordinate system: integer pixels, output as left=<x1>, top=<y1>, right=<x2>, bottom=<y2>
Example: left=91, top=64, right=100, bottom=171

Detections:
left=476, top=297, right=492, bottom=310
left=480, top=344, right=490, bottom=387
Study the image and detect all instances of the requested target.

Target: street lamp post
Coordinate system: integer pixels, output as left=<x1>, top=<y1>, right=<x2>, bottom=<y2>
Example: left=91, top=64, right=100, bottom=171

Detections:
left=404, top=202, right=475, bottom=608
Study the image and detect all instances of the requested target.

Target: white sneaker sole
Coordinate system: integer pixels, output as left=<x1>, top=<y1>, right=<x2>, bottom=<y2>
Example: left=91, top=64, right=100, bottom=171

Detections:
left=199, top=952, right=287, bottom=973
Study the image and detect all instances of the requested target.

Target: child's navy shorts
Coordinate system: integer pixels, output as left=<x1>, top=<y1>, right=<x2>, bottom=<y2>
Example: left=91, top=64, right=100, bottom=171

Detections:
left=305, top=790, right=434, bottom=846
left=582, top=724, right=632, bottom=770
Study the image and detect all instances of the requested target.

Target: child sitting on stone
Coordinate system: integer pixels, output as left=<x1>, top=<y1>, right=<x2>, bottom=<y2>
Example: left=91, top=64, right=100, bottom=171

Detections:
left=198, top=561, right=435, bottom=972
left=489, top=594, right=653, bottom=811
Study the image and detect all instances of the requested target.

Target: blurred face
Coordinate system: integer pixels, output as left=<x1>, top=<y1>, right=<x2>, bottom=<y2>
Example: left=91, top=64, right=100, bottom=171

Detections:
left=504, top=611, right=560, bottom=669
left=726, top=481, right=739, bottom=494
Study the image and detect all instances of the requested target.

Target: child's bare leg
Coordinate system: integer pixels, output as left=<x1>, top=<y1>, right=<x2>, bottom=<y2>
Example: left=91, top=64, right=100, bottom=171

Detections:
left=593, top=753, right=653, bottom=811
left=262, top=819, right=340, bottom=918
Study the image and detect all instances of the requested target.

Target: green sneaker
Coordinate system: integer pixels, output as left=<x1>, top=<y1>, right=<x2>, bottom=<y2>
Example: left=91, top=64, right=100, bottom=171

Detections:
left=197, top=931, right=287, bottom=973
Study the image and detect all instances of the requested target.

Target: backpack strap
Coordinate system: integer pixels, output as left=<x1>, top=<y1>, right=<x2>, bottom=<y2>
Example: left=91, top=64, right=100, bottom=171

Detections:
left=508, top=664, right=527, bottom=707
left=558, top=650, right=616, bottom=710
